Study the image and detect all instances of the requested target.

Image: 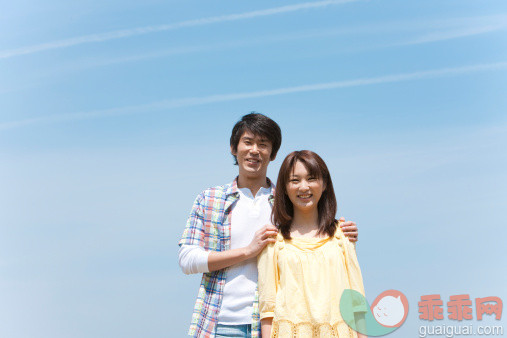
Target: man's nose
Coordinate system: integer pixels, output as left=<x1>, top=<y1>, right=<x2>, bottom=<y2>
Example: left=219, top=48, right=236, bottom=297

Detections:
left=250, top=144, right=259, bottom=153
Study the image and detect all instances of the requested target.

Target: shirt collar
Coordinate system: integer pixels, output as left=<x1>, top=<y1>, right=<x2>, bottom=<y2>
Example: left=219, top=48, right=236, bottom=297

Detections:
left=226, top=176, right=275, bottom=197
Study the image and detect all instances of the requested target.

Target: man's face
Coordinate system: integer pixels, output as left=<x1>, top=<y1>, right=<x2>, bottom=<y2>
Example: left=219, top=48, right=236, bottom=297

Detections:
left=232, top=131, right=273, bottom=180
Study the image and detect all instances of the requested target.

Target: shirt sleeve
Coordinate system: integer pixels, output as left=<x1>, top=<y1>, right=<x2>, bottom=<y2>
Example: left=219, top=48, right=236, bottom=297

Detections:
left=178, top=245, right=210, bottom=275
left=179, top=192, right=206, bottom=247
left=337, top=225, right=368, bottom=313
left=257, top=241, right=278, bottom=320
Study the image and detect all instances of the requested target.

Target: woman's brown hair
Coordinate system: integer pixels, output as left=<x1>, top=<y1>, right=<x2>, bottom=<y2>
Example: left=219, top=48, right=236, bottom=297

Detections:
left=272, top=150, right=338, bottom=239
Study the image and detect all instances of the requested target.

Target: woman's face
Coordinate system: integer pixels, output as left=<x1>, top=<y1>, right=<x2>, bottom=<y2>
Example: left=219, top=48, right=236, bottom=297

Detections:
left=286, top=160, right=324, bottom=212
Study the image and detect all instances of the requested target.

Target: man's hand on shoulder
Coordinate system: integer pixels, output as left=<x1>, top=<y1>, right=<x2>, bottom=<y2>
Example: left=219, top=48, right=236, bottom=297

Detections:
left=246, top=224, right=278, bottom=258
left=208, top=224, right=278, bottom=272
left=339, top=217, right=358, bottom=243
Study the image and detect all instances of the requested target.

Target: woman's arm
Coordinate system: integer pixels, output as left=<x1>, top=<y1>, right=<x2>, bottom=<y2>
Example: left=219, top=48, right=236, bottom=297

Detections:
left=339, top=221, right=367, bottom=337
left=355, top=312, right=368, bottom=338
left=258, top=242, right=278, bottom=336
left=261, top=318, right=273, bottom=338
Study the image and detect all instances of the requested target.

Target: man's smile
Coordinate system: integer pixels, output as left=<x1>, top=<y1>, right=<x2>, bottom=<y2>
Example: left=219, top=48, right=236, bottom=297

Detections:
left=246, top=158, right=260, bottom=164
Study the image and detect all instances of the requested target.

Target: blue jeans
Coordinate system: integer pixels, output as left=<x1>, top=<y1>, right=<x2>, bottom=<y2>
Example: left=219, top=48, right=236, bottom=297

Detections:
left=215, top=324, right=252, bottom=337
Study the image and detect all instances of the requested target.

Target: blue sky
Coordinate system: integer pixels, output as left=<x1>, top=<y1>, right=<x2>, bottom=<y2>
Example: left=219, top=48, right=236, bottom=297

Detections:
left=1, top=0, right=506, bottom=337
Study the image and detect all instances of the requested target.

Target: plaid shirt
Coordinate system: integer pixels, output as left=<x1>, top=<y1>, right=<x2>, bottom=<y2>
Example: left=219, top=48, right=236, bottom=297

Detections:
left=179, top=178, right=275, bottom=337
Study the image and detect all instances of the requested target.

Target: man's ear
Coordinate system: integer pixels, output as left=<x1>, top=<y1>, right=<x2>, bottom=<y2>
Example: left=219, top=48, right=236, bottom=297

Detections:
left=230, top=145, right=236, bottom=156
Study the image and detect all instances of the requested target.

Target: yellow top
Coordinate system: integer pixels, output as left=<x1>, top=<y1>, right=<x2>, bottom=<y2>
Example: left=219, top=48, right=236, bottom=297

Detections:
left=257, top=224, right=366, bottom=338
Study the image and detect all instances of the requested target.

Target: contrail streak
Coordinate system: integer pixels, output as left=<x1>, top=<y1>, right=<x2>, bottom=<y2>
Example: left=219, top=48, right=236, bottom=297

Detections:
left=0, top=0, right=358, bottom=59
left=25, top=14, right=507, bottom=75
left=1, top=61, right=506, bottom=130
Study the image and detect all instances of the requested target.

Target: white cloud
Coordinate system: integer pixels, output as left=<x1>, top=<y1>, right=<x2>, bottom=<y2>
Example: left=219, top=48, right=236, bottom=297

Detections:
left=0, top=0, right=358, bottom=59
left=2, top=61, right=506, bottom=130
left=397, top=22, right=507, bottom=46
left=41, top=14, right=507, bottom=74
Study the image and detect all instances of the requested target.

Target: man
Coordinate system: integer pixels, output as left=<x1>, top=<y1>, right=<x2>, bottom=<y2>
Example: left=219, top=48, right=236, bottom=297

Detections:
left=178, top=113, right=359, bottom=337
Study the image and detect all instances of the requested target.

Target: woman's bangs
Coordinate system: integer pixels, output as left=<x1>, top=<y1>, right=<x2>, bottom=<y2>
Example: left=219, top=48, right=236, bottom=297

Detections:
left=285, top=151, right=324, bottom=183
left=301, top=156, right=322, bottom=179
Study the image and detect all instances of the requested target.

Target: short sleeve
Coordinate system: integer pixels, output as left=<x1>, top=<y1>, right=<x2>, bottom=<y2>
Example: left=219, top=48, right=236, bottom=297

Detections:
left=336, top=224, right=368, bottom=313
left=257, top=241, right=279, bottom=319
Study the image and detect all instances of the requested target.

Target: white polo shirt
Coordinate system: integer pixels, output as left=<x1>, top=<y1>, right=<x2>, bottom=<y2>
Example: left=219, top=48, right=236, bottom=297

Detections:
left=178, top=185, right=272, bottom=324
left=218, top=186, right=272, bottom=324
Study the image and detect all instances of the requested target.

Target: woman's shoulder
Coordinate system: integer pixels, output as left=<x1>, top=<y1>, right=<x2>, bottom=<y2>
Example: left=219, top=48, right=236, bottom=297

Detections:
left=333, top=221, right=357, bottom=253
left=260, top=232, right=285, bottom=254
left=274, top=232, right=286, bottom=249
left=333, top=220, right=344, bottom=239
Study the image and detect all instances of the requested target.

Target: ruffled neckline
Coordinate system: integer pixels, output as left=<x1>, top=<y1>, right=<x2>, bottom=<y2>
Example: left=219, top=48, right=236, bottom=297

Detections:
left=284, top=235, right=332, bottom=251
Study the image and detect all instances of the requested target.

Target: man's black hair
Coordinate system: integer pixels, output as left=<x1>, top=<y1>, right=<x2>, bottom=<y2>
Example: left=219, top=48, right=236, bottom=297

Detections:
left=230, top=112, right=282, bottom=165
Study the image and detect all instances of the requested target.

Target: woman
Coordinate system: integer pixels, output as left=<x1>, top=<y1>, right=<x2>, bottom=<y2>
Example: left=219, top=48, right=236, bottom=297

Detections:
left=257, top=150, right=367, bottom=337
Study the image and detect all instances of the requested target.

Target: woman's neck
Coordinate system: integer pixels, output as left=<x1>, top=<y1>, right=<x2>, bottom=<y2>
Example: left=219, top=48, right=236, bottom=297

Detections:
left=290, top=208, right=321, bottom=238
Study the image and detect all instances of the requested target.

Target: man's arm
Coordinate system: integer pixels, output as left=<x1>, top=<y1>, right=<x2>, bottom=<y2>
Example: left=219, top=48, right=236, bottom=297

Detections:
left=338, top=217, right=359, bottom=243
left=178, top=245, right=209, bottom=275
left=179, top=190, right=278, bottom=273
left=208, top=224, right=278, bottom=272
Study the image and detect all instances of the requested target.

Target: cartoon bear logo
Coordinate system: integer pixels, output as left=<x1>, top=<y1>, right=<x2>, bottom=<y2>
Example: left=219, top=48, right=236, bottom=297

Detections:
left=371, top=290, right=409, bottom=327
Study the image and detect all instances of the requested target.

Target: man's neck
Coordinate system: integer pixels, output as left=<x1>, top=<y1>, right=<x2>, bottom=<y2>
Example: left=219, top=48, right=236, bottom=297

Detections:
left=237, top=174, right=269, bottom=197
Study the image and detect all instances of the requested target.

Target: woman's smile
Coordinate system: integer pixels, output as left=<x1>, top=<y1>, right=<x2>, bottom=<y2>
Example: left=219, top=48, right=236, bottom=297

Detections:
left=286, top=161, right=324, bottom=211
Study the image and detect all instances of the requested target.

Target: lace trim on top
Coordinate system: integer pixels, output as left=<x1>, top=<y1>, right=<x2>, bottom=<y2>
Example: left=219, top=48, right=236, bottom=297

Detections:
left=271, top=319, right=357, bottom=338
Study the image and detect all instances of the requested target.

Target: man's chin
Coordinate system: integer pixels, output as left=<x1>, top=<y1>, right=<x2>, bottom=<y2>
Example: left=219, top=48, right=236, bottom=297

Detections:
left=241, top=163, right=259, bottom=171
left=241, top=168, right=267, bottom=178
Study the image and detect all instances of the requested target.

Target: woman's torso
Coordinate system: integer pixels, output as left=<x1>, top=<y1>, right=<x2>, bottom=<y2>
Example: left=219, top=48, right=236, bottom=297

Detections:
left=271, top=232, right=358, bottom=337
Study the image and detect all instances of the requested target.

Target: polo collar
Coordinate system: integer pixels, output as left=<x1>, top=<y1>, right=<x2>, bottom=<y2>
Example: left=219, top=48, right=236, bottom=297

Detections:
left=226, top=176, right=275, bottom=197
